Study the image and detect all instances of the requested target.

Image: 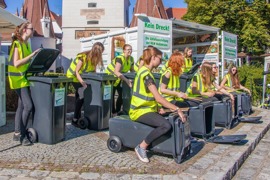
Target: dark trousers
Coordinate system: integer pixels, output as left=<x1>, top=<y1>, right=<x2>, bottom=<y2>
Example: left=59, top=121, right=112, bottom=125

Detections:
left=112, top=82, right=123, bottom=114
left=172, top=99, right=201, bottom=107
left=15, top=87, right=33, bottom=137
left=137, top=112, right=171, bottom=145
left=73, top=82, right=84, bottom=119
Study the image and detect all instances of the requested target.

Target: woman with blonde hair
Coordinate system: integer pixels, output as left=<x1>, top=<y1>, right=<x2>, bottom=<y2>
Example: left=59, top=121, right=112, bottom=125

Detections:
left=182, top=47, right=193, bottom=73
left=67, top=42, right=104, bottom=126
left=130, top=47, right=186, bottom=163
left=8, top=22, right=41, bottom=145
left=220, top=64, right=251, bottom=95
left=187, top=62, right=233, bottom=102
left=106, top=44, right=134, bottom=116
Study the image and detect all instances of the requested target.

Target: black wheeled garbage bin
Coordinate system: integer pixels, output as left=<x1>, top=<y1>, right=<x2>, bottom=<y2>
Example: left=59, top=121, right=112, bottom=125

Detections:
left=179, top=63, right=201, bottom=93
left=27, top=48, right=72, bottom=145
left=80, top=73, right=116, bottom=130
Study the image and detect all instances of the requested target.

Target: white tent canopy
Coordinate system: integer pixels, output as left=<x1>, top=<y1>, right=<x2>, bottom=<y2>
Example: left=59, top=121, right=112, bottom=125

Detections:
left=0, top=7, right=26, bottom=33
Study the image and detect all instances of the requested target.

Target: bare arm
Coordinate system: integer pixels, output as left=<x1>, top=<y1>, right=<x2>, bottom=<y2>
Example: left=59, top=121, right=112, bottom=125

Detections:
left=75, top=60, right=87, bottom=88
left=191, top=81, right=215, bottom=97
left=148, top=83, right=186, bottom=122
left=240, top=84, right=251, bottom=94
left=13, top=48, right=41, bottom=68
left=160, top=72, right=187, bottom=99
left=114, top=62, right=132, bottom=87
left=214, top=83, right=234, bottom=101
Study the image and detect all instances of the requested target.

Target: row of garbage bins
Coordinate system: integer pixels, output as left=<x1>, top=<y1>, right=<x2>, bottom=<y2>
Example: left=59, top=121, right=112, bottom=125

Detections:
left=24, top=49, right=260, bottom=152
left=24, top=48, right=161, bottom=145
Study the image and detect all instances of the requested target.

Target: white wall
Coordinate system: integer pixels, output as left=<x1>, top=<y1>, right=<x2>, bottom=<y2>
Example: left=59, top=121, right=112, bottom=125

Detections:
left=62, top=0, right=130, bottom=61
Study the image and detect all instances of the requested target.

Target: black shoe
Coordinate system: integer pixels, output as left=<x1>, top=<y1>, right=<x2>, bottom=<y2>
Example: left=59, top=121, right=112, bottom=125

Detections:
left=21, top=137, right=33, bottom=146
left=71, top=119, right=79, bottom=128
left=13, top=133, right=21, bottom=141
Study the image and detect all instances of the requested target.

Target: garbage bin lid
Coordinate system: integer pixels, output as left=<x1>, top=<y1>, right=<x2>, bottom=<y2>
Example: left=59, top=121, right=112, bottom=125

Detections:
left=27, top=48, right=60, bottom=73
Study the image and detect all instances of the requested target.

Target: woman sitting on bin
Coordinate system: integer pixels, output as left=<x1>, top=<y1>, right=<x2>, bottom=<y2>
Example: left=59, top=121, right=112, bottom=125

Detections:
left=66, top=42, right=104, bottom=127
left=220, top=64, right=251, bottom=95
left=8, top=22, right=41, bottom=146
left=159, top=52, right=200, bottom=108
left=187, top=62, right=234, bottom=102
left=129, top=47, right=186, bottom=163
left=106, top=44, right=134, bottom=116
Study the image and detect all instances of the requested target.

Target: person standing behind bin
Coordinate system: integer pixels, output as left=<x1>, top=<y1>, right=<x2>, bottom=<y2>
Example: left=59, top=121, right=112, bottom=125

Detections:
left=220, top=65, right=251, bottom=95
left=129, top=47, right=186, bottom=163
left=182, top=47, right=193, bottom=73
left=106, top=44, right=134, bottom=116
left=8, top=22, right=40, bottom=146
left=159, top=52, right=200, bottom=108
left=66, top=42, right=104, bottom=127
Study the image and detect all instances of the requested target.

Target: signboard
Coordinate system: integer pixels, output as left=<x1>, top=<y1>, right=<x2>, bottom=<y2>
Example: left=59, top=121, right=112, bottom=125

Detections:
left=54, top=88, right=65, bottom=106
left=221, top=31, right=238, bottom=77
left=137, top=16, right=172, bottom=64
left=262, top=56, right=270, bottom=105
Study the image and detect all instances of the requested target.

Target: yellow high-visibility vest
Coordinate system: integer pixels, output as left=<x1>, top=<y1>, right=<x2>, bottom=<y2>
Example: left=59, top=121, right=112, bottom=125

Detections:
left=66, top=54, right=95, bottom=82
left=8, top=40, right=32, bottom=89
left=129, top=66, right=157, bottom=120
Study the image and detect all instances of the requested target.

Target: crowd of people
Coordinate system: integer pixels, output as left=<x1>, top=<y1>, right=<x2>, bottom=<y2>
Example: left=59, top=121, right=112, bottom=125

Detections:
left=8, top=22, right=252, bottom=163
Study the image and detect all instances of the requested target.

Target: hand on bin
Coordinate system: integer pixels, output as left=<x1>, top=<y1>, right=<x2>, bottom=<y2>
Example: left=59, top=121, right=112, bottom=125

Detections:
left=177, top=92, right=187, bottom=99
left=81, top=81, right=87, bottom=88
left=177, top=109, right=186, bottom=123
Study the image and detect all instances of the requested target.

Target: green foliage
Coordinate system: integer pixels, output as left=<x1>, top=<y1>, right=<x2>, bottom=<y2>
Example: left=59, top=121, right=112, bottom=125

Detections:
left=184, top=0, right=270, bottom=55
left=237, top=64, right=270, bottom=105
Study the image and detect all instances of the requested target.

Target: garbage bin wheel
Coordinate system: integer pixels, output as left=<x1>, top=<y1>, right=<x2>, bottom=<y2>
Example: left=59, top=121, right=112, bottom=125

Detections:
left=107, top=136, right=122, bottom=153
left=78, top=118, right=89, bottom=130
left=27, top=128, right=37, bottom=143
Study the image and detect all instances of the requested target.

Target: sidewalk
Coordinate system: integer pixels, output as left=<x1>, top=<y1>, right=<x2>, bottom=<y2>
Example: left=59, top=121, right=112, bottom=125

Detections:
left=0, top=107, right=269, bottom=179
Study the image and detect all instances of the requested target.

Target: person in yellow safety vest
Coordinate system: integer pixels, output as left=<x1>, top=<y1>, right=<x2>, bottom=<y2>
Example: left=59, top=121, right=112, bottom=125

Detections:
left=159, top=52, right=201, bottom=108
left=129, top=47, right=186, bottom=163
left=106, top=44, right=134, bottom=115
left=8, top=22, right=41, bottom=146
left=66, top=42, right=104, bottom=127
left=220, top=65, right=251, bottom=95
left=182, top=47, right=193, bottom=73
left=134, top=45, right=154, bottom=72
left=187, top=62, right=233, bottom=103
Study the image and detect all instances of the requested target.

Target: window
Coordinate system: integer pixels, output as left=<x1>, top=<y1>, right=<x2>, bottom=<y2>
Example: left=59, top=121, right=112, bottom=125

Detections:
left=88, top=3, right=97, bottom=7
left=87, top=21, right=98, bottom=25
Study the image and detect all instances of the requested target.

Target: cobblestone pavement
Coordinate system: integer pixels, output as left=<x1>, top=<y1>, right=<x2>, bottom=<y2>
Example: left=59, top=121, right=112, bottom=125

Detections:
left=0, top=107, right=269, bottom=179
left=233, top=122, right=270, bottom=180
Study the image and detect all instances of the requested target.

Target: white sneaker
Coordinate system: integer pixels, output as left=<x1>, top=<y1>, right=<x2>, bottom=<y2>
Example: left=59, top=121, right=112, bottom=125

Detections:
left=135, top=145, right=149, bottom=163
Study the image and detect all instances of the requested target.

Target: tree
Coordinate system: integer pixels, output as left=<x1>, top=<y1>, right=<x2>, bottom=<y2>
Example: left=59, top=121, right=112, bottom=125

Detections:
left=183, top=0, right=270, bottom=55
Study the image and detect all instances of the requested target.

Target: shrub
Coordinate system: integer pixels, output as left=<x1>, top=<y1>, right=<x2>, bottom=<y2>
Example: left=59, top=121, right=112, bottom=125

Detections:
left=237, top=64, right=270, bottom=106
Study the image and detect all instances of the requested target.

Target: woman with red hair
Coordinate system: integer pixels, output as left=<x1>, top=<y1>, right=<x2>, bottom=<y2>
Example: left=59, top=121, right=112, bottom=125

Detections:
left=159, top=52, right=200, bottom=107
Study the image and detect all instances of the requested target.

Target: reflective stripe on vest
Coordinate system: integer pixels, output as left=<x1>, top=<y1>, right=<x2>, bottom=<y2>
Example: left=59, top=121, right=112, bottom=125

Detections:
left=187, top=73, right=206, bottom=97
left=129, top=66, right=157, bottom=120
left=159, top=61, right=169, bottom=74
left=8, top=41, right=31, bottom=89
left=66, top=54, right=95, bottom=82
left=225, top=74, right=232, bottom=88
left=182, top=58, right=193, bottom=73
left=158, top=68, right=180, bottom=102
left=106, top=54, right=134, bottom=86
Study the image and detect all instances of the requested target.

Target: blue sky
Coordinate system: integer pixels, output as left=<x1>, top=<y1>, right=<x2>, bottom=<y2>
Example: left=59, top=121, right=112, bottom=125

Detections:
left=4, top=0, right=186, bottom=17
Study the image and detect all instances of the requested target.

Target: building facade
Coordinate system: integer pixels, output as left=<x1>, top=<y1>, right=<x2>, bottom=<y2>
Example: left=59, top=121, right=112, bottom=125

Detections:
left=62, top=0, right=130, bottom=61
